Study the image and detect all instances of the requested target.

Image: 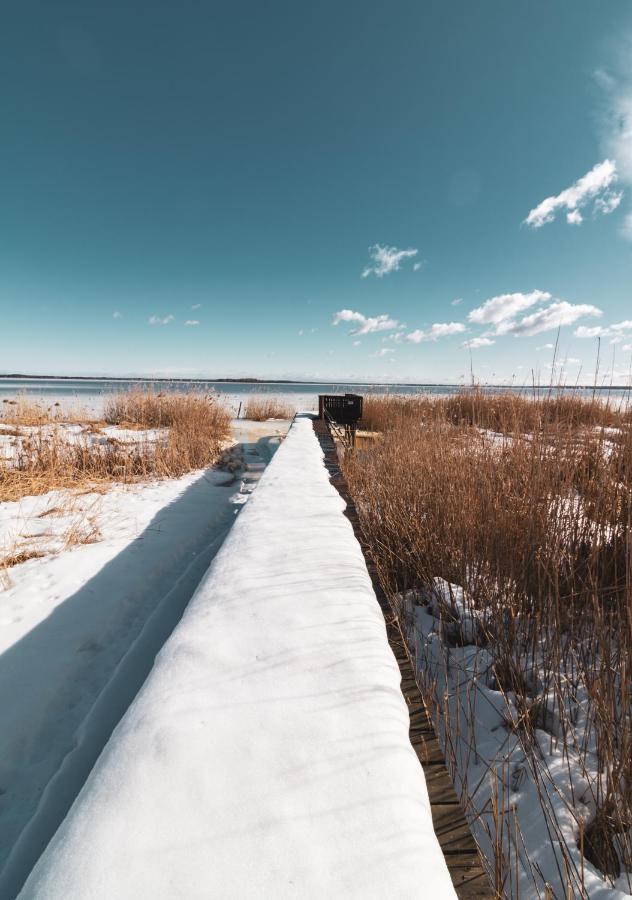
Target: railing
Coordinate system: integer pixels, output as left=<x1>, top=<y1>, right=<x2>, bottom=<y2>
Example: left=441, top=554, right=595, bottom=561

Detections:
left=322, top=408, right=357, bottom=451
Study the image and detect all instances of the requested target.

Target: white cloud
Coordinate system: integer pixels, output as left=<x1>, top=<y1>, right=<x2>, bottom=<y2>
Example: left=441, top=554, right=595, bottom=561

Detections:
left=148, top=314, right=174, bottom=326
left=623, top=343, right=632, bottom=351
left=468, top=290, right=601, bottom=338
left=353, top=340, right=361, bottom=346
left=462, top=337, right=495, bottom=349
left=595, top=191, right=623, bottom=215
left=468, top=290, right=550, bottom=326
left=600, top=59, right=632, bottom=181
left=501, top=301, right=602, bottom=336
left=596, top=50, right=632, bottom=238
left=113, top=311, right=122, bottom=319
left=451, top=297, right=463, bottom=306
left=361, top=244, right=418, bottom=278
left=184, top=320, right=200, bottom=326
left=374, top=348, right=395, bottom=357
left=524, top=159, right=620, bottom=228
left=574, top=326, right=604, bottom=339
left=191, top=303, right=202, bottom=310
left=413, top=261, right=423, bottom=272
left=574, top=319, right=632, bottom=338
left=405, top=322, right=465, bottom=343
left=332, top=308, right=401, bottom=335
left=536, top=343, right=555, bottom=350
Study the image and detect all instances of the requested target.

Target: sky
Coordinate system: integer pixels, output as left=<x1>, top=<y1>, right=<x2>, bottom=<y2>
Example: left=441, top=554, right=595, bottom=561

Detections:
left=1, top=1, right=632, bottom=384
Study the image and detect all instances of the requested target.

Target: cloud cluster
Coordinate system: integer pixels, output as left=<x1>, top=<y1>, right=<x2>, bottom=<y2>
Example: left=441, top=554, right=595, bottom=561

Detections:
left=361, top=244, right=418, bottom=278
left=599, top=59, right=632, bottom=173
left=598, top=58, right=632, bottom=239
left=148, top=314, right=175, bottom=326
left=505, top=302, right=602, bottom=336
left=462, top=337, right=495, bottom=349
left=332, top=309, right=400, bottom=335
left=405, top=322, right=465, bottom=343
left=574, top=320, right=632, bottom=339
left=185, top=320, right=200, bottom=326
left=468, top=291, right=602, bottom=337
left=524, top=159, right=621, bottom=228
left=468, top=290, right=551, bottom=326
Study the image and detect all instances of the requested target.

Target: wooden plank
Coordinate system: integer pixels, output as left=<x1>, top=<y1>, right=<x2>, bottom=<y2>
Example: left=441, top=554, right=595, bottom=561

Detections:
left=424, top=765, right=461, bottom=800
left=432, top=803, right=480, bottom=852
left=312, top=419, right=494, bottom=899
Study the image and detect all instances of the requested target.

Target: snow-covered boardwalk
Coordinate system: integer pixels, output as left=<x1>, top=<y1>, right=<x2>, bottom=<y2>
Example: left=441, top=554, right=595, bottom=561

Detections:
left=19, top=416, right=455, bottom=899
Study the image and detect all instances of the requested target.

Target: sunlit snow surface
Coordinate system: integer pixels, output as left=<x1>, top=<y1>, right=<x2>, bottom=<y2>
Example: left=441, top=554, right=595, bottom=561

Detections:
left=401, top=580, right=632, bottom=900
left=17, top=416, right=455, bottom=899
left=0, top=421, right=285, bottom=896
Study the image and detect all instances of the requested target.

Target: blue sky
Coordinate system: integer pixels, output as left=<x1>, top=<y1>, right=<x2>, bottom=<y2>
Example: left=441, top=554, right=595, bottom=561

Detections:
left=1, top=1, right=632, bottom=383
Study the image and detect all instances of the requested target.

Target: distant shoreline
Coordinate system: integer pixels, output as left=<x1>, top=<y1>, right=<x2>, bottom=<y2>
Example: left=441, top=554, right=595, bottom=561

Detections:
left=0, top=374, right=630, bottom=391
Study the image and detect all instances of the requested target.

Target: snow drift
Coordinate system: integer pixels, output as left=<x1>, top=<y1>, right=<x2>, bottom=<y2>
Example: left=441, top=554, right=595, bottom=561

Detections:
left=18, top=416, right=454, bottom=898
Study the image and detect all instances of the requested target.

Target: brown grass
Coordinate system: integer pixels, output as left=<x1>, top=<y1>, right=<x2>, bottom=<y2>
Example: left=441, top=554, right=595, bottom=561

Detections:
left=1, top=396, right=94, bottom=426
left=359, top=388, right=632, bottom=434
left=243, top=395, right=294, bottom=421
left=0, top=548, right=46, bottom=568
left=0, top=390, right=232, bottom=502
left=345, top=389, right=632, bottom=891
left=103, top=389, right=220, bottom=428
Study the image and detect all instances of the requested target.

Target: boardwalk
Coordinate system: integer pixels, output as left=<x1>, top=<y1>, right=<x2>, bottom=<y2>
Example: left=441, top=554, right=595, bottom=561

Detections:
left=19, top=417, right=457, bottom=899
left=313, top=418, right=494, bottom=899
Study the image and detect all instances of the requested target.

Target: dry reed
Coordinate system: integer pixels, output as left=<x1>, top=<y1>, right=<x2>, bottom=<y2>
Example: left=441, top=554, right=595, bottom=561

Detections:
left=0, top=390, right=232, bottom=502
left=359, top=388, right=631, bottom=434
left=345, top=390, right=632, bottom=893
left=1, top=396, right=94, bottom=426
left=243, top=395, right=294, bottom=421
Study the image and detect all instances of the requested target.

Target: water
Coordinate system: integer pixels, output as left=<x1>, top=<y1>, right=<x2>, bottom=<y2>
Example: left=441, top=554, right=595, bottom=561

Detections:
left=0, top=377, right=629, bottom=415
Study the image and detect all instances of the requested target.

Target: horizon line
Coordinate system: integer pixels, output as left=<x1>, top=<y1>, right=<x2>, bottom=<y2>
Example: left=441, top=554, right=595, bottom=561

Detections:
left=1, top=373, right=631, bottom=391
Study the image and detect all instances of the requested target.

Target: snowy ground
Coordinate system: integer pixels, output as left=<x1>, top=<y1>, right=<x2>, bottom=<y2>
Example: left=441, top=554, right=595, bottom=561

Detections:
left=15, top=416, right=455, bottom=899
left=0, top=420, right=170, bottom=466
left=0, top=420, right=288, bottom=897
left=398, top=580, right=632, bottom=900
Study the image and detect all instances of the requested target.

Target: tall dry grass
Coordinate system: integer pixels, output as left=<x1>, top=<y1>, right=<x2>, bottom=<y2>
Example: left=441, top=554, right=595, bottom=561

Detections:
left=0, top=390, right=232, bottom=502
left=1, top=396, right=93, bottom=426
left=345, top=391, right=632, bottom=893
left=359, top=388, right=631, bottom=434
left=243, top=395, right=294, bottom=421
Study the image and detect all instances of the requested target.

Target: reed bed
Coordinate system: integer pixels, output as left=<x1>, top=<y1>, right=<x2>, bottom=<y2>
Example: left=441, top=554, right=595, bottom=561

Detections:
left=0, top=390, right=232, bottom=502
left=359, top=389, right=632, bottom=434
left=243, top=395, right=294, bottom=421
left=345, top=391, right=632, bottom=896
left=1, top=396, right=93, bottom=426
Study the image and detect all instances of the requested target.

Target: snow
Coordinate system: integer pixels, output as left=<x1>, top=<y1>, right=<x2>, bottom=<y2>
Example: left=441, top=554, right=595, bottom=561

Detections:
left=0, top=421, right=286, bottom=897
left=0, top=421, right=170, bottom=464
left=17, top=416, right=455, bottom=899
left=398, top=579, right=632, bottom=900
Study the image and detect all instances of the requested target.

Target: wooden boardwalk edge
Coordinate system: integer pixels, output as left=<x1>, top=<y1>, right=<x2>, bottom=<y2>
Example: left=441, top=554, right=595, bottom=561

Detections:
left=312, top=419, right=494, bottom=899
